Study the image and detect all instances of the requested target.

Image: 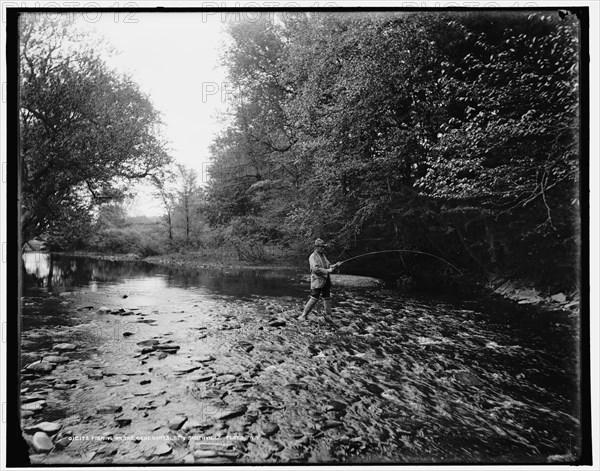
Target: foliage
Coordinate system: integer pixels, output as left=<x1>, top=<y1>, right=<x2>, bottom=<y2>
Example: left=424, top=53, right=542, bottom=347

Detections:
left=205, top=11, right=581, bottom=290
left=20, top=14, right=171, bottom=245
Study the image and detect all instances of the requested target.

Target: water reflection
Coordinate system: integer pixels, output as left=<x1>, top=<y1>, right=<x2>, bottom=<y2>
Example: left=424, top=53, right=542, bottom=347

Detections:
left=22, top=252, right=304, bottom=298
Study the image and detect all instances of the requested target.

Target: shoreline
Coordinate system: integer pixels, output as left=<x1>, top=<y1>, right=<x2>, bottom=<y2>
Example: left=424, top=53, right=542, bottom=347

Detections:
left=30, top=250, right=579, bottom=313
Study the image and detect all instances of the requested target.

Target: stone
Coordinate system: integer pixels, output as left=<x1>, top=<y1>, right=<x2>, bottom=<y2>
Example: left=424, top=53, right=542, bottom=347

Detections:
left=114, top=416, right=132, bottom=427
left=122, top=332, right=135, bottom=337
left=22, top=393, right=47, bottom=403
left=157, top=344, right=180, bottom=351
left=268, top=319, right=287, bottom=328
left=194, top=354, right=216, bottom=363
left=53, top=437, right=71, bottom=449
left=174, top=365, right=202, bottom=374
left=214, top=404, right=247, bottom=421
left=21, top=410, right=35, bottom=418
left=52, top=343, right=77, bottom=352
left=53, top=383, right=71, bottom=390
left=43, top=356, right=70, bottom=364
left=22, top=401, right=46, bottom=412
left=153, top=443, right=172, bottom=456
left=194, top=449, right=219, bottom=458
left=217, top=374, right=236, bottom=384
left=551, top=292, right=568, bottom=303
left=190, top=374, right=213, bottom=383
left=137, top=339, right=160, bottom=347
left=32, top=431, right=54, bottom=452
left=97, top=307, right=110, bottom=313
left=140, top=379, right=151, bottom=385
left=261, top=423, right=280, bottom=438
left=168, top=415, right=188, bottom=430
left=96, top=405, right=122, bottom=414
left=26, top=361, right=54, bottom=374
left=25, top=422, right=62, bottom=435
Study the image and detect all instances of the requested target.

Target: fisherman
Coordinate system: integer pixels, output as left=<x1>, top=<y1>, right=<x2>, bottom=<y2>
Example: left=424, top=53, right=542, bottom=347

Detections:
left=298, top=238, right=341, bottom=320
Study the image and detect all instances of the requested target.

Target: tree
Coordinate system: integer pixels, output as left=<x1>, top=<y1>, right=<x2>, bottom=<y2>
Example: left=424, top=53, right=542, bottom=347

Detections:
left=20, top=14, right=171, bottom=246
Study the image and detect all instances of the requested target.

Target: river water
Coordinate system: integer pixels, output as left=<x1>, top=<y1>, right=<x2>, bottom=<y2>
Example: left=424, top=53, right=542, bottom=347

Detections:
left=20, top=252, right=581, bottom=464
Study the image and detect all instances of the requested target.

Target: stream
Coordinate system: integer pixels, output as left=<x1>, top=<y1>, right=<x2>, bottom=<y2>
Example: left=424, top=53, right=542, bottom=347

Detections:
left=19, top=252, right=581, bottom=464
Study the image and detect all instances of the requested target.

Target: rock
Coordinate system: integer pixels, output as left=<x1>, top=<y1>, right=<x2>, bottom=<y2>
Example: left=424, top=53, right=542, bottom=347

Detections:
left=551, top=292, right=567, bottom=303
left=54, top=383, right=71, bottom=390
left=268, top=319, right=287, bottom=328
left=97, top=306, right=110, bottom=313
left=214, top=404, right=247, bottom=421
left=190, top=374, right=213, bottom=383
left=26, top=361, right=55, bottom=374
left=137, top=339, right=160, bottom=347
left=140, top=347, right=157, bottom=354
left=174, top=365, right=202, bottom=374
left=22, top=393, right=47, bottom=403
left=22, top=400, right=46, bottom=412
left=168, top=415, right=188, bottom=430
left=96, top=405, right=122, bottom=414
left=21, top=410, right=35, bottom=418
left=32, top=431, right=54, bottom=452
left=454, top=371, right=484, bottom=387
left=261, top=423, right=280, bottom=437
left=217, top=374, right=236, bottom=384
left=114, top=416, right=132, bottom=427
left=156, top=344, right=180, bottom=351
left=153, top=443, right=172, bottom=456
left=43, top=355, right=70, bottom=364
left=157, top=353, right=168, bottom=360
left=25, top=422, right=62, bottom=435
left=122, top=332, right=135, bottom=337
left=194, top=355, right=216, bottom=363
left=194, top=449, right=219, bottom=458
left=53, top=437, right=71, bottom=449
left=87, top=372, right=103, bottom=380
left=325, top=400, right=346, bottom=412
left=53, top=343, right=76, bottom=352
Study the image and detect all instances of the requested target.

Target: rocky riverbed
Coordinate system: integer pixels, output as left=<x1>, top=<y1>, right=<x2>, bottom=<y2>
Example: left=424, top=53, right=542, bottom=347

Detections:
left=20, top=255, right=581, bottom=465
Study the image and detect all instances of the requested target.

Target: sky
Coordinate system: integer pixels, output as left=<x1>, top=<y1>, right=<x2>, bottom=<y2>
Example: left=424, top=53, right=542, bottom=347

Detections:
left=75, top=12, right=233, bottom=216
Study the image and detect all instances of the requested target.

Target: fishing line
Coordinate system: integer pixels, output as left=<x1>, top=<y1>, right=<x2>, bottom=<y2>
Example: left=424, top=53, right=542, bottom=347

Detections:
left=335, top=250, right=463, bottom=275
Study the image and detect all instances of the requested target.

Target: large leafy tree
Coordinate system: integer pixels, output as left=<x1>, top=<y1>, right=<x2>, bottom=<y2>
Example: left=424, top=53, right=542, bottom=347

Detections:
left=20, top=14, right=171, bottom=245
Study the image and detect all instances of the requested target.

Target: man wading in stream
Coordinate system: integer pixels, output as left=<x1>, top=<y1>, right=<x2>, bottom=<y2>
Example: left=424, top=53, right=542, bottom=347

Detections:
left=298, top=238, right=341, bottom=320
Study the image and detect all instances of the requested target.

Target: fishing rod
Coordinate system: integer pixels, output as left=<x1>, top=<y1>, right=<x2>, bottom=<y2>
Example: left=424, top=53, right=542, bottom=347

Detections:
left=334, top=249, right=463, bottom=275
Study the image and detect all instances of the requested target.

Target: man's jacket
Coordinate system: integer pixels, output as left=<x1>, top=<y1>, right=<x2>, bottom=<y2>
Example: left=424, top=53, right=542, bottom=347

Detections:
left=309, top=251, right=331, bottom=289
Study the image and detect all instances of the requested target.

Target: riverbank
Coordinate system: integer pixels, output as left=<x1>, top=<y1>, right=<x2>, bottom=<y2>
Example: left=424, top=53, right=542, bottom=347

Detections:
left=44, top=251, right=580, bottom=314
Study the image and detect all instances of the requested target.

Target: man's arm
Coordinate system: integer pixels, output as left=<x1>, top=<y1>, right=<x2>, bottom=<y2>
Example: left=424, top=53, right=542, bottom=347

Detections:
left=310, top=254, right=331, bottom=276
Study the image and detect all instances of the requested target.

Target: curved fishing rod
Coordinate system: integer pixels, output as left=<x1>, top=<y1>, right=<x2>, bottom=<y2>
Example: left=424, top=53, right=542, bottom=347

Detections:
left=335, top=250, right=463, bottom=275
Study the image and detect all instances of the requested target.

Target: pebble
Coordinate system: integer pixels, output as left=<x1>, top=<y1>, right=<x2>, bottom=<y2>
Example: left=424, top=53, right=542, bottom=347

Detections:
left=52, top=343, right=77, bottom=352
left=261, top=423, right=280, bottom=437
left=194, top=449, right=219, bottom=458
left=195, top=354, right=216, bottom=363
left=22, top=400, right=46, bottom=411
left=24, top=422, right=62, bottom=435
left=114, top=416, right=132, bottom=427
left=214, top=404, right=247, bottom=421
left=26, top=361, right=55, bottom=374
left=43, top=355, right=70, bottom=364
left=96, top=405, right=123, bottom=414
left=153, top=443, right=172, bottom=456
left=168, top=415, right=188, bottom=430
left=32, top=431, right=54, bottom=452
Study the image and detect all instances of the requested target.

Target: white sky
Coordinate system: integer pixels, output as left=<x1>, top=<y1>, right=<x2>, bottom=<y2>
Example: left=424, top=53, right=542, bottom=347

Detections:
left=75, top=12, right=233, bottom=216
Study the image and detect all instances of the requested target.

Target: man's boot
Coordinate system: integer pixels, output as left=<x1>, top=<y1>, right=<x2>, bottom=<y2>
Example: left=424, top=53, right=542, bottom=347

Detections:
left=324, top=298, right=332, bottom=316
left=298, top=297, right=318, bottom=320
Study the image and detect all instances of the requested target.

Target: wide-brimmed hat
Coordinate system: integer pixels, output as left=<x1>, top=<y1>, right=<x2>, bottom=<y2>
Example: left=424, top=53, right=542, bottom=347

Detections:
left=314, top=238, right=327, bottom=247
